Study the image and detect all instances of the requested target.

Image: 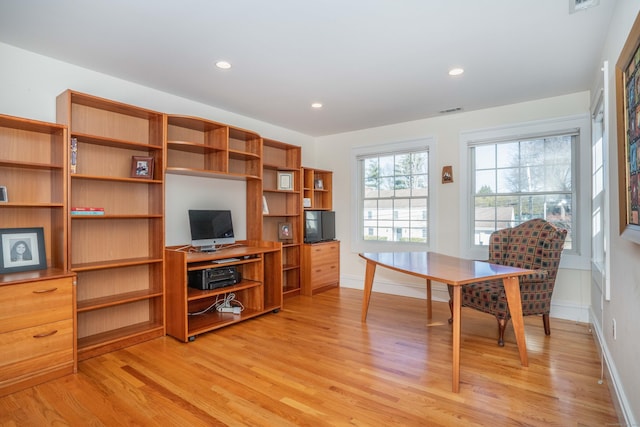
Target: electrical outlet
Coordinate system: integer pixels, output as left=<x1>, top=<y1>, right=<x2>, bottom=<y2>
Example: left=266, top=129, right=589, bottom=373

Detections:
left=612, top=318, right=617, bottom=340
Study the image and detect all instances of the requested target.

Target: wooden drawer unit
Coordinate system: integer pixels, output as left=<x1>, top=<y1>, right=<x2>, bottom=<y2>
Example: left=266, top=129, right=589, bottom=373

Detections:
left=302, top=241, right=340, bottom=296
left=0, top=275, right=75, bottom=396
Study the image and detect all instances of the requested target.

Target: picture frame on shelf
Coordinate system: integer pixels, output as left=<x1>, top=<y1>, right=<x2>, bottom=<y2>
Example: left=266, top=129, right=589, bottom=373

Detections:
left=262, top=195, right=269, bottom=214
left=130, top=156, right=154, bottom=179
left=277, top=171, right=294, bottom=191
left=314, top=179, right=324, bottom=190
left=278, top=222, right=292, bottom=240
left=0, top=227, right=47, bottom=274
left=0, top=186, right=7, bottom=202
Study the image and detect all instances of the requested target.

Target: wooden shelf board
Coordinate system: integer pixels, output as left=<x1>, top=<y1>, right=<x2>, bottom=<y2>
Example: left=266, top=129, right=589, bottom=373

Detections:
left=77, top=322, right=164, bottom=360
left=71, top=257, right=163, bottom=272
left=186, top=280, right=262, bottom=302
left=70, top=174, right=163, bottom=184
left=167, top=140, right=222, bottom=154
left=70, top=214, right=163, bottom=219
left=77, top=289, right=163, bottom=312
left=0, top=268, right=74, bottom=286
left=283, top=264, right=300, bottom=271
left=187, top=308, right=265, bottom=335
left=71, top=132, right=162, bottom=151
left=228, top=149, right=260, bottom=160
left=0, top=203, right=64, bottom=208
left=0, top=159, right=63, bottom=170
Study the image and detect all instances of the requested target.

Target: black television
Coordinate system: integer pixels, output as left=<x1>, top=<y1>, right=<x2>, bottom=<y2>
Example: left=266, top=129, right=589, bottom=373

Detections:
left=188, top=209, right=235, bottom=252
left=304, top=210, right=335, bottom=243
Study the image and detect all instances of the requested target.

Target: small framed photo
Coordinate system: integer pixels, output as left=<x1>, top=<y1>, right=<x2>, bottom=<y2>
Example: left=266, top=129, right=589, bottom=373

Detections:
left=314, top=179, right=324, bottom=190
left=277, top=171, right=294, bottom=191
left=0, top=227, right=47, bottom=274
left=0, top=186, right=7, bottom=202
left=130, top=156, right=154, bottom=179
left=442, top=165, right=454, bottom=184
left=278, top=222, right=293, bottom=240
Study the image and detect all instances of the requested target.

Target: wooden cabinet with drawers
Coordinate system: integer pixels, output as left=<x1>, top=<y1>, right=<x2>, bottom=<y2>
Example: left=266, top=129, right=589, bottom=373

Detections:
left=302, top=240, right=340, bottom=296
left=0, top=273, right=76, bottom=397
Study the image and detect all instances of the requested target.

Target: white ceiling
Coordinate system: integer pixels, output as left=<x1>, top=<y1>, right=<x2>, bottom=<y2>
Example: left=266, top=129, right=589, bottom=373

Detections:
left=0, top=0, right=615, bottom=137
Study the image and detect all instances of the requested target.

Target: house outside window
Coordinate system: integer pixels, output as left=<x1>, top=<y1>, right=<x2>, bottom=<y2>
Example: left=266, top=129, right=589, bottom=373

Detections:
left=351, top=138, right=435, bottom=253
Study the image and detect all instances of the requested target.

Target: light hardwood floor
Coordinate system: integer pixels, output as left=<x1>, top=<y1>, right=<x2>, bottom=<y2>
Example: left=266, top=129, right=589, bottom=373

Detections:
left=0, top=288, right=620, bottom=426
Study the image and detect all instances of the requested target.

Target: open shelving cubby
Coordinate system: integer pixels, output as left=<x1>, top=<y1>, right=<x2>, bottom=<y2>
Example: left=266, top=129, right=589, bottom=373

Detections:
left=56, top=90, right=165, bottom=360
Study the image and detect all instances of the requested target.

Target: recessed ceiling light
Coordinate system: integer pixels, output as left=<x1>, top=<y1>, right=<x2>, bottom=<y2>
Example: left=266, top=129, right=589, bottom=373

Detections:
left=215, top=61, right=232, bottom=70
left=311, top=102, right=323, bottom=109
left=448, top=68, right=464, bottom=76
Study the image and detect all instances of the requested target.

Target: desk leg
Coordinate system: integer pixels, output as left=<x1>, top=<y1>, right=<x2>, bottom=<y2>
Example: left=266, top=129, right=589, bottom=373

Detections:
left=426, top=279, right=432, bottom=320
left=361, top=261, right=377, bottom=322
left=451, top=285, right=461, bottom=393
left=503, top=276, right=529, bottom=367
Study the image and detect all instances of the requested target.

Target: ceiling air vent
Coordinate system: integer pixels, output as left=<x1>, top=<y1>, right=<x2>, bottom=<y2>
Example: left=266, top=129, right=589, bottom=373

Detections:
left=569, top=0, right=599, bottom=14
left=439, top=107, right=463, bottom=114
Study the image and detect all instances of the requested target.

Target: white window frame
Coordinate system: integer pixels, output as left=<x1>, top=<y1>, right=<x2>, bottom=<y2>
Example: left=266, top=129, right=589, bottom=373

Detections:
left=351, top=137, right=437, bottom=254
left=459, top=115, right=591, bottom=270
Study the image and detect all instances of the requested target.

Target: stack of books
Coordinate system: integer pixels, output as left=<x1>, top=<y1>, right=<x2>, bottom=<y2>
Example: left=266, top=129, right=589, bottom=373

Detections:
left=71, top=207, right=105, bottom=216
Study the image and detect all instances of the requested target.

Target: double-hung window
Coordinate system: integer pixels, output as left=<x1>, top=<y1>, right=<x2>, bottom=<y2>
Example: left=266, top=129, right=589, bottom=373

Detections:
left=471, top=134, right=575, bottom=249
left=352, top=138, right=435, bottom=252
left=461, top=114, right=590, bottom=269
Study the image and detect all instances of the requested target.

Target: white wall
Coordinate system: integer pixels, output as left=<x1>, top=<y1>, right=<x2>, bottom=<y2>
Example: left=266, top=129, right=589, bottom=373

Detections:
left=0, top=42, right=315, bottom=246
left=595, top=1, right=640, bottom=424
left=315, top=92, right=593, bottom=321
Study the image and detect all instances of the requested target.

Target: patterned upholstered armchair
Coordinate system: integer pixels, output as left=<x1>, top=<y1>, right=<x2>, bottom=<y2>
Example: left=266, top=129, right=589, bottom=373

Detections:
left=448, top=218, right=568, bottom=346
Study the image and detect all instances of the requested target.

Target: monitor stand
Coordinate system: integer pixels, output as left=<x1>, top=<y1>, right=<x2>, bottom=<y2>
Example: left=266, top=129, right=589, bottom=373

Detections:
left=199, top=245, right=217, bottom=252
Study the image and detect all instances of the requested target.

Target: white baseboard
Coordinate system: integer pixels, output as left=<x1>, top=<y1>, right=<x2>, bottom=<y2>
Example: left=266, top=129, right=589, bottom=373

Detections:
left=589, top=308, right=637, bottom=427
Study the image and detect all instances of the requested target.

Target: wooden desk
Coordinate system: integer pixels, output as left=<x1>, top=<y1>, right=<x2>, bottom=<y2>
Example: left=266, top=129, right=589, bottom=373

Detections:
left=359, top=252, right=533, bottom=393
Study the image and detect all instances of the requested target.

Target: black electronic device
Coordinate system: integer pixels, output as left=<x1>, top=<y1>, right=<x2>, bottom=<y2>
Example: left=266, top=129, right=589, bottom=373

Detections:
left=188, top=266, right=241, bottom=290
left=304, top=210, right=336, bottom=243
left=188, top=209, right=235, bottom=252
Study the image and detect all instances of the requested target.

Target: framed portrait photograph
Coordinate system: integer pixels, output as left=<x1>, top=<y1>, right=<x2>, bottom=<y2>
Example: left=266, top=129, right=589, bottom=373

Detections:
left=0, top=227, right=47, bottom=274
left=0, top=186, right=7, bottom=202
left=314, top=179, right=324, bottom=190
left=616, top=14, right=640, bottom=242
left=277, top=171, right=294, bottom=191
left=278, top=222, right=292, bottom=240
left=131, top=156, right=154, bottom=179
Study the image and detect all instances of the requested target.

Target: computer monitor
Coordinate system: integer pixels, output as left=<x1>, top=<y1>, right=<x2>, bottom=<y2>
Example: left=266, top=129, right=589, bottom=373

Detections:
left=188, top=209, right=235, bottom=252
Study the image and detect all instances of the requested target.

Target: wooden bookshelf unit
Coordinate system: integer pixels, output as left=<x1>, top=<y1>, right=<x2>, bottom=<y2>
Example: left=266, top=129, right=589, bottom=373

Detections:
left=56, top=90, right=166, bottom=361
left=165, top=241, right=282, bottom=342
left=0, top=113, right=76, bottom=395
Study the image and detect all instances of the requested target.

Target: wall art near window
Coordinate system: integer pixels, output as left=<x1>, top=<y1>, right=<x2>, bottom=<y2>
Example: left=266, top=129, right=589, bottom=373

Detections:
left=616, top=14, right=640, bottom=243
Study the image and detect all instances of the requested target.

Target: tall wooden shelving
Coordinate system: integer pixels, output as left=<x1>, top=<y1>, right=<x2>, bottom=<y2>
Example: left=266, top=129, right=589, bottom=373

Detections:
left=56, top=90, right=165, bottom=361
left=0, top=113, right=76, bottom=395
left=247, top=139, right=302, bottom=296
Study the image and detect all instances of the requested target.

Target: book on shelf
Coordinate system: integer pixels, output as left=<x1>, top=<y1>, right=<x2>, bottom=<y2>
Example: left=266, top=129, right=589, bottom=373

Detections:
left=70, top=137, right=77, bottom=174
left=71, top=207, right=105, bottom=215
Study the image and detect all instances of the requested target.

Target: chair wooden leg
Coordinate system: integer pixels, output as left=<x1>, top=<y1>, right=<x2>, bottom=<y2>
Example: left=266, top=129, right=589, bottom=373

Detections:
left=497, top=318, right=508, bottom=347
left=448, top=299, right=453, bottom=324
left=543, top=314, right=551, bottom=335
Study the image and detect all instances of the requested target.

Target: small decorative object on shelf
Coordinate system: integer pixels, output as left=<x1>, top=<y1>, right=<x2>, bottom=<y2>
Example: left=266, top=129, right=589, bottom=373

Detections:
left=277, top=171, right=294, bottom=191
left=262, top=195, right=269, bottom=214
left=314, top=178, right=324, bottom=190
left=70, top=137, right=77, bottom=173
left=0, top=186, right=7, bottom=202
left=303, top=197, right=311, bottom=208
left=0, top=227, right=47, bottom=273
left=130, top=156, right=154, bottom=179
left=278, top=222, right=292, bottom=240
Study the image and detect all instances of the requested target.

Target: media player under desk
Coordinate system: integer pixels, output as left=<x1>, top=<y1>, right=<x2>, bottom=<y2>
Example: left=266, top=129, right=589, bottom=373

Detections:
left=359, top=251, right=534, bottom=393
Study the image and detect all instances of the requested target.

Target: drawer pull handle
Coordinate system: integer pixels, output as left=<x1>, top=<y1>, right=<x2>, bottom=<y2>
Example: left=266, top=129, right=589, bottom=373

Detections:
left=33, top=330, right=58, bottom=338
left=33, top=287, right=58, bottom=294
